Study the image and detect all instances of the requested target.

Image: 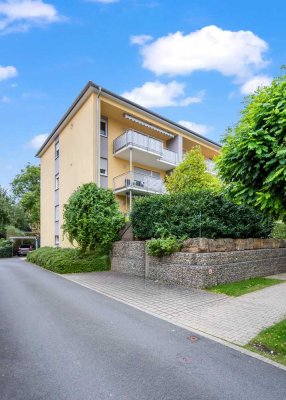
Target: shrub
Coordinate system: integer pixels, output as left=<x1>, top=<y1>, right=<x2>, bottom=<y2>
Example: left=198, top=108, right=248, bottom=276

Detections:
left=0, top=239, right=13, bottom=258
left=63, top=183, right=125, bottom=251
left=147, top=236, right=183, bottom=257
left=130, top=190, right=273, bottom=240
left=27, top=247, right=110, bottom=274
left=271, top=222, right=286, bottom=239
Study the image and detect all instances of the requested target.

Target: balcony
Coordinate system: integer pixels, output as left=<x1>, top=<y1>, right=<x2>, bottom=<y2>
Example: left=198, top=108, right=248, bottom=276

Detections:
left=113, top=129, right=178, bottom=170
left=113, top=172, right=166, bottom=195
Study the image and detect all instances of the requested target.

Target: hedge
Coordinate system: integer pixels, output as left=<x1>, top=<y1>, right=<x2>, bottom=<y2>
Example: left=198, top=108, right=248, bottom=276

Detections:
left=27, top=247, right=110, bottom=274
left=130, top=190, right=273, bottom=240
left=0, top=239, right=13, bottom=258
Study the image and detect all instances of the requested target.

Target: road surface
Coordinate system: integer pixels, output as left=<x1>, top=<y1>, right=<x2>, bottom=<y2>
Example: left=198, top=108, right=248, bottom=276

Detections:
left=0, top=258, right=285, bottom=400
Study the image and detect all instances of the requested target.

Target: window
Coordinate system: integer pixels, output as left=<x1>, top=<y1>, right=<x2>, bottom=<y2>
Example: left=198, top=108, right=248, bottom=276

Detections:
left=100, top=157, right=108, bottom=176
left=55, top=174, right=59, bottom=190
left=55, top=235, right=59, bottom=246
left=100, top=118, right=108, bottom=137
left=55, top=205, right=59, bottom=222
left=55, top=141, right=59, bottom=159
left=134, top=167, right=160, bottom=180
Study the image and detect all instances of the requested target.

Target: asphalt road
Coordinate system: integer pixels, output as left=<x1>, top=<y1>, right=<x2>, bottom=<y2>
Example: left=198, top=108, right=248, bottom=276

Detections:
left=0, top=258, right=285, bottom=400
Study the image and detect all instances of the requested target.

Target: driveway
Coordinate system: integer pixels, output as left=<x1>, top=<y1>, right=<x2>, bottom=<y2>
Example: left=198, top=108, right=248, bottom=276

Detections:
left=0, top=258, right=285, bottom=400
left=64, top=270, right=286, bottom=345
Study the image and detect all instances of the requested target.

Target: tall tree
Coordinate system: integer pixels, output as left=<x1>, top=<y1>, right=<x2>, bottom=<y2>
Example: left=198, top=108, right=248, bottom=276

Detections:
left=0, top=186, right=11, bottom=237
left=11, top=164, right=40, bottom=229
left=165, top=146, right=221, bottom=193
left=217, top=72, right=286, bottom=220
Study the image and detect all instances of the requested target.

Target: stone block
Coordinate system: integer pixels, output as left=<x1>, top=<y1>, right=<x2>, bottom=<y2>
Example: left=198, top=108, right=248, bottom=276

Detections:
left=182, top=238, right=209, bottom=253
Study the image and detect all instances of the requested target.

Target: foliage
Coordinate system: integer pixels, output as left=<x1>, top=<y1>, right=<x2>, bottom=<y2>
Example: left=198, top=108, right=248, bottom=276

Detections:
left=0, top=186, right=11, bottom=237
left=165, top=146, right=221, bottom=193
left=130, top=190, right=273, bottom=240
left=271, top=221, right=286, bottom=239
left=147, top=236, right=183, bottom=257
left=0, top=239, right=13, bottom=258
left=217, top=72, right=286, bottom=220
left=208, top=277, right=282, bottom=296
left=5, top=225, right=25, bottom=238
left=11, top=163, right=40, bottom=227
left=63, top=183, right=125, bottom=251
left=9, top=204, right=30, bottom=231
left=247, top=319, right=286, bottom=366
left=27, top=246, right=110, bottom=274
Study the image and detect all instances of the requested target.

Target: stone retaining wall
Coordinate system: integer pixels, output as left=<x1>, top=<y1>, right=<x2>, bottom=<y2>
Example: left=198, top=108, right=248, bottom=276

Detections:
left=111, top=240, right=286, bottom=288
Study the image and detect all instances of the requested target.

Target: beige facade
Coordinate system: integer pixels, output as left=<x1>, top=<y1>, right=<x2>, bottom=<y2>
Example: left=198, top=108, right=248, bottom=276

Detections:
left=38, top=82, right=220, bottom=248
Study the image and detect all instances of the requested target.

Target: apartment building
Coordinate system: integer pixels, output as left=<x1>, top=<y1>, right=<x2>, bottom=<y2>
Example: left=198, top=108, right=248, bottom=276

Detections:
left=37, top=82, right=220, bottom=247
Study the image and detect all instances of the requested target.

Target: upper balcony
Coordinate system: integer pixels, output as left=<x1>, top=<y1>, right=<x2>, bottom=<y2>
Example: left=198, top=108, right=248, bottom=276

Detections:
left=113, top=129, right=178, bottom=170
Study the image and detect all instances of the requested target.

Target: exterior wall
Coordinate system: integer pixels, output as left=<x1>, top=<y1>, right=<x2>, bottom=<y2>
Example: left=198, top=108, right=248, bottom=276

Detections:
left=59, top=94, right=96, bottom=247
left=40, top=142, right=55, bottom=247
left=111, top=241, right=286, bottom=288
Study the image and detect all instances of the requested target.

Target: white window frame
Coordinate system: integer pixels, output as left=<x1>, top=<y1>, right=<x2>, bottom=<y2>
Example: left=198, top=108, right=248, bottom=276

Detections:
left=55, top=205, right=59, bottom=222
left=100, top=118, right=108, bottom=137
left=55, top=141, right=59, bottom=159
left=55, top=173, right=59, bottom=191
left=100, top=157, right=108, bottom=176
left=55, top=235, right=59, bottom=247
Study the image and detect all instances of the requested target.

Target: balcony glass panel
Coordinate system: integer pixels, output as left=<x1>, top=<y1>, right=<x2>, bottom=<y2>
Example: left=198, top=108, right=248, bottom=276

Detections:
left=113, top=172, right=166, bottom=194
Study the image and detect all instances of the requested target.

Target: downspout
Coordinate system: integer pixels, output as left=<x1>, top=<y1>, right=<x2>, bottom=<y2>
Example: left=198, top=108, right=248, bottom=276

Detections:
left=95, top=87, right=102, bottom=186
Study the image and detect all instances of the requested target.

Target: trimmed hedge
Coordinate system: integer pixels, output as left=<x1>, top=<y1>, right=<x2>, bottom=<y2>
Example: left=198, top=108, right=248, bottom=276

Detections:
left=0, top=239, right=13, bottom=258
left=27, top=247, right=110, bottom=274
left=131, top=191, right=273, bottom=240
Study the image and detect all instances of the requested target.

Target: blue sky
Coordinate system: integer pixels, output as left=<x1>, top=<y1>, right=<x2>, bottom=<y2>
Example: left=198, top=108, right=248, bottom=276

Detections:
left=0, top=0, right=285, bottom=188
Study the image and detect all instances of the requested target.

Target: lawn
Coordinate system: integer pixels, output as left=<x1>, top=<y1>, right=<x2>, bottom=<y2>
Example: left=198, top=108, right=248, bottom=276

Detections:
left=26, top=246, right=110, bottom=274
left=246, top=319, right=286, bottom=366
left=207, top=277, right=283, bottom=297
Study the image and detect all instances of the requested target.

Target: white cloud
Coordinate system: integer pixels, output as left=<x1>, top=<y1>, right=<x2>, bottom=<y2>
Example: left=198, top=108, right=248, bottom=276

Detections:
left=0, top=0, right=62, bottom=33
left=178, top=120, right=211, bottom=136
left=27, top=133, right=48, bottom=149
left=130, top=34, right=153, bottom=45
left=240, top=75, right=272, bottom=95
left=122, top=81, right=204, bottom=108
left=139, top=25, right=268, bottom=81
left=0, top=65, right=17, bottom=80
left=1, top=95, right=11, bottom=103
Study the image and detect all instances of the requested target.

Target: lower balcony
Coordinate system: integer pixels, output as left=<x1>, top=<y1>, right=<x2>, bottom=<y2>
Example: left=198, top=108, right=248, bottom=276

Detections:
left=113, top=172, right=166, bottom=195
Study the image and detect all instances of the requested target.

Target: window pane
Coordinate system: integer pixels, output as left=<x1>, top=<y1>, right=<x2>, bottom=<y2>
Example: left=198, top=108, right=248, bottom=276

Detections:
left=100, top=119, right=107, bottom=136
left=55, top=142, right=59, bottom=158
left=55, top=205, right=59, bottom=221
left=100, top=158, right=108, bottom=175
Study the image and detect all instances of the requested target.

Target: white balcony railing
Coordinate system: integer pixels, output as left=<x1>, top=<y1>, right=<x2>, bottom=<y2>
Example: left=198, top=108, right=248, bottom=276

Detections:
left=113, top=129, right=178, bottom=166
left=113, top=172, right=166, bottom=194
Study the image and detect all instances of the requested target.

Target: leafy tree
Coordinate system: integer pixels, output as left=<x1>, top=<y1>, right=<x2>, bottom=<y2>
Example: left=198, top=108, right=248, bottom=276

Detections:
left=63, top=183, right=125, bottom=252
left=165, top=146, right=221, bottom=193
left=217, top=72, right=286, bottom=220
left=11, top=163, right=40, bottom=227
left=0, top=186, right=12, bottom=237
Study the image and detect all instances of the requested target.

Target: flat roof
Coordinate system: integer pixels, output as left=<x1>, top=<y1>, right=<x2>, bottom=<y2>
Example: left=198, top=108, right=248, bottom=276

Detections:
left=36, top=81, right=221, bottom=157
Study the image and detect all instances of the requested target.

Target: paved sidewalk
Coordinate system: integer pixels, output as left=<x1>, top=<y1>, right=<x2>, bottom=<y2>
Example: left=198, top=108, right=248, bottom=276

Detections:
left=63, top=272, right=286, bottom=345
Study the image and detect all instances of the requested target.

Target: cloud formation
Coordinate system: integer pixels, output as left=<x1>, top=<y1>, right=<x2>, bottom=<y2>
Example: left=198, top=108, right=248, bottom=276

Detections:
left=0, top=0, right=62, bottom=33
left=240, top=75, right=272, bottom=95
left=178, top=120, right=211, bottom=136
left=122, top=81, right=204, bottom=108
left=137, top=25, right=268, bottom=83
left=27, top=133, right=48, bottom=149
left=130, top=34, right=153, bottom=45
left=0, top=65, right=17, bottom=80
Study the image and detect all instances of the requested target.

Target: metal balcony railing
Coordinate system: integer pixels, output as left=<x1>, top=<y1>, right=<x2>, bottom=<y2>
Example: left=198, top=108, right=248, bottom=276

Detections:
left=113, top=129, right=178, bottom=166
left=113, top=172, right=166, bottom=194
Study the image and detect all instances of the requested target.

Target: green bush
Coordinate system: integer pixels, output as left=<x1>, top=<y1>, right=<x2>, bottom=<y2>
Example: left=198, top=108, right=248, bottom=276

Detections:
left=63, top=183, right=125, bottom=251
left=271, top=222, right=286, bottom=239
left=0, top=239, right=13, bottom=258
left=27, top=247, right=110, bottom=274
left=147, top=236, right=183, bottom=257
left=131, top=190, right=273, bottom=240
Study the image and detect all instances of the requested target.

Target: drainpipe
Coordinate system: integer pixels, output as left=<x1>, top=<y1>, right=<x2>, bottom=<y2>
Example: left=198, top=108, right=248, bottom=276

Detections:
left=95, top=87, right=102, bottom=186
